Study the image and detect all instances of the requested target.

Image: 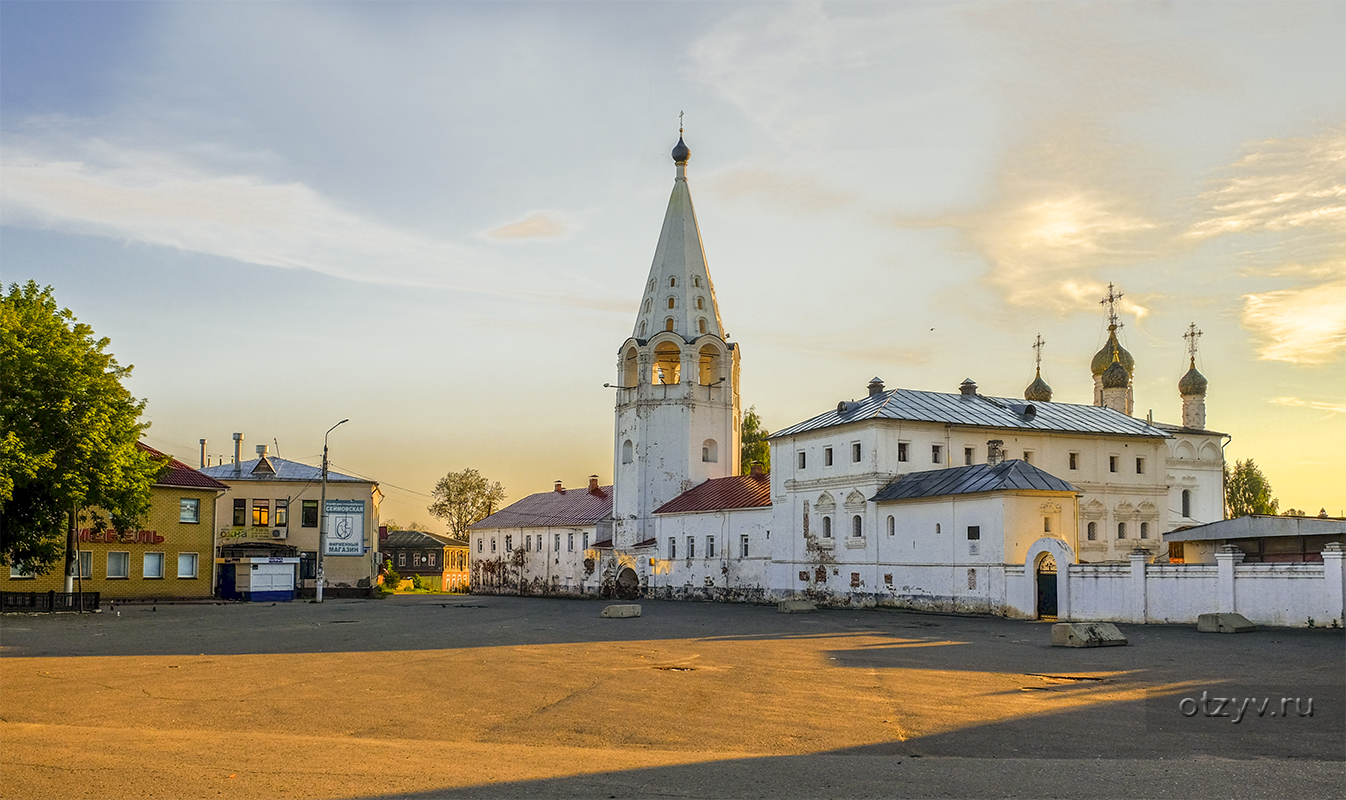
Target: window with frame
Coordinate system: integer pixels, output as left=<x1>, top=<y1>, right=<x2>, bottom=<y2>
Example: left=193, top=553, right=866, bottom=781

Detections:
left=583, top=533, right=590, bottom=549
left=887, top=516, right=895, bottom=537
left=275, top=499, right=288, bottom=527
left=693, top=276, right=701, bottom=287
left=966, top=526, right=981, bottom=541
left=669, top=538, right=677, bottom=560
left=964, top=447, right=974, bottom=466
left=300, top=552, right=317, bottom=579
left=302, top=500, right=319, bottom=528
left=897, top=442, right=908, bottom=462
left=797, top=451, right=807, bottom=469
left=665, top=318, right=675, bottom=331
left=107, top=551, right=129, bottom=579
left=852, top=515, right=863, bottom=538
left=78, top=550, right=92, bottom=579
left=1118, top=522, right=1127, bottom=539
left=1140, top=522, right=1149, bottom=539
left=698, top=318, right=707, bottom=334
left=669, top=277, right=677, bottom=287
left=1109, top=455, right=1119, bottom=473
left=568, top=533, right=574, bottom=551
left=822, top=516, right=833, bottom=538
left=398, top=552, right=407, bottom=567
left=428, top=551, right=437, bottom=567
left=932, top=445, right=942, bottom=464
left=852, top=442, right=862, bottom=462
left=706, top=535, right=715, bottom=558
left=177, top=553, right=198, bottom=579
left=143, top=552, right=165, bottom=579
left=1135, top=457, right=1145, bottom=474
left=667, top=296, right=676, bottom=309
left=740, top=535, right=749, bottom=558
left=824, top=447, right=833, bottom=467
left=476, top=538, right=483, bottom=553
left=525, top=536, right=532, bottom=551
left=555, top=533, right=561, bottom=551
left=1087, top=521, right=1097, bottom=541
left=233, top=499, right=247, bottom=527
left=252, top=500, right=269, bottom=527
left=1069, top=452, right=1079, bottom=470
left=179, top=498, right=201, bottom=524
left=696, top=296, right=705, bottom=309
left=1043, top=517, right=1051, bottom=533
left=1181, top=490, right=1191, bottom=518
left=505, top=535, right=512, bottom=551
left=9, top=561, right=33, bottom=579
left=1170, top=542, right=1186, bottom=563
left=687, top=537, right=695, bottom=559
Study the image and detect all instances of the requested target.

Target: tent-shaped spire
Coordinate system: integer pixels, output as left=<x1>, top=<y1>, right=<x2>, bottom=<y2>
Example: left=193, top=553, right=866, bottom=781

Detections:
left=631, top=136, right=725, bottom=341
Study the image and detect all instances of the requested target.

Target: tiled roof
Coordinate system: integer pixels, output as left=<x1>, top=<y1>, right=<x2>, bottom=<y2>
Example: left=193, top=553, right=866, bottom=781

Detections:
left=471, top=486, right=613, bottom=530
left=655, top=473, right=772, bottom=514
left=871, top=460, right=1077, bottom=503
left=199, top=457, right=371, bottom=484
left=382, top=530, right=465, bottom=549
left=138, top=443, right=229, bottom=491
left=771, top=387, right=1171, bottom=440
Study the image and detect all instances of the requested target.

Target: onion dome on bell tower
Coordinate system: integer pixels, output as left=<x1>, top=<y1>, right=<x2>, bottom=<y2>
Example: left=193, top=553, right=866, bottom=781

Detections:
left=1179, top=323, right=1208, bottom=429
left=1100, top=353, right=1130, bottom=414
left=1024, top=334, right=1053, bottom=402
left=1091, top=283, right=1135, bottom=414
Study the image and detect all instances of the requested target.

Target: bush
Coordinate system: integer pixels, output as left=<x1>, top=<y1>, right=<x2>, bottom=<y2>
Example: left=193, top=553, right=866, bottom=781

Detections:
left=382, top=560, right=401, bottom=591
left=411, top=573, right=427, bottom=591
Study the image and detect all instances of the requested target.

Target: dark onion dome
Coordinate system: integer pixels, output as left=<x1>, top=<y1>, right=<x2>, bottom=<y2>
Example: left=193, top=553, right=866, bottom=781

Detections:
left=1101, top=358, right=1130, bottom=390
left=1024, top=369, right=1053, bottom=402
left=1091, top=326, right=1135, bottom=377
left=671, top=136, right=690, bottom=165
left=1178, top=359, right=1208, bottom=395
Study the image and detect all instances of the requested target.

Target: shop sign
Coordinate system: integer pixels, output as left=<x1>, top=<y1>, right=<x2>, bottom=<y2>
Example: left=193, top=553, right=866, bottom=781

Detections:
left=78, top=528, right=163, bottom=544
left=324, top=500, right=365, bottom=556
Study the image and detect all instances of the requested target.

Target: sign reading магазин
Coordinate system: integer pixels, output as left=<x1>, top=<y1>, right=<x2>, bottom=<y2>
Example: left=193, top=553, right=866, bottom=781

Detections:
left=324, top=500, right=365, bottom=556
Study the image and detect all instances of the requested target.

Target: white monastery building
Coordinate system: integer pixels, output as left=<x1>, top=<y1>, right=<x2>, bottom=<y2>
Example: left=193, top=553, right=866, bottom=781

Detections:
left=470, top=136, right=1344, bottom=627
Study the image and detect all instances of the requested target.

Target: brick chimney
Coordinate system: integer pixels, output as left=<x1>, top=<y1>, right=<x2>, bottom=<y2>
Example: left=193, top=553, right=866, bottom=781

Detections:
left=749, top=461, right=766, bottom=479
left=588, top=475, right=604, bottom=496
left=959, top=379, right=977, bottom=397
left=554, top=481, right=565, bottom=494
left=986, top=439, right=1004, bottom=466
left=867, top=376, right=885, bottom=397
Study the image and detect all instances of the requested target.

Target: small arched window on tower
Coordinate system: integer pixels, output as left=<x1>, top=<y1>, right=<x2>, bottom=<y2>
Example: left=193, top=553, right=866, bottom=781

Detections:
left=702, top=439, right=718, bottom=463
left=670, top=277, right=677, bottom=288
left=644, top=299, right=651, bottom=312
left=1181, top=489, right=1192, bottom=518
left=638, top=321, right=647, bottom=337
left=667, top=296, right=676, bottom=309
left=696, top=296, right=705, bottom=309
left=622, top=439, right=634, bottom=464
left=622, top=346, right=638, bottom=387
left=693, top=276, right=701, bottom=287
left=665, top=318, right=675, bottom=332
left=698, top=344, right=721, bottom=385
left=653, top=341, right=681, bottom=384
left=698, top=318, right=707, bottom=334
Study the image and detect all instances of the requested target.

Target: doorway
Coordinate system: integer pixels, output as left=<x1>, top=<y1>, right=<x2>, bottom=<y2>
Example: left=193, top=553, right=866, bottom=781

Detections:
left=1036, top=553, right=1058, bottom=619
left=616, top=567, right=641, bottom=600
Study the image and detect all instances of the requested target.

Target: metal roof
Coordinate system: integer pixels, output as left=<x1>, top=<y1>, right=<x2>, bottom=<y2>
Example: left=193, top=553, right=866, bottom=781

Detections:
left=382, top=530, right=465, bottom=549
left=138, top=443, right=230, bottom=491
left=654, top=473, right=772, bottom=515
left=199, top=457, right=371, bottom=484
left=1164, top=515, right=1346, bottom=542
left=471, top=486, right=613, bottom=530
left=871, top=460, right=1078, bottom=503
left=771, top=387, right=1172, bottom=440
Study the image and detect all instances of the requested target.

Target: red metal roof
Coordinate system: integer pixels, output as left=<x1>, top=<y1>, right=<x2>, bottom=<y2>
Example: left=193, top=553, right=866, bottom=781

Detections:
left=654, top=473, right=772, bottom=515
left=471, top=485, right=613, bottom=530
left=138, top=443, right=230, bottom=491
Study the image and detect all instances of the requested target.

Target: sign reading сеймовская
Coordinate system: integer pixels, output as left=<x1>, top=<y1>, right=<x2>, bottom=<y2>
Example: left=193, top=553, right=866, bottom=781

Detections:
left=324, top=499, right=365, bottom=556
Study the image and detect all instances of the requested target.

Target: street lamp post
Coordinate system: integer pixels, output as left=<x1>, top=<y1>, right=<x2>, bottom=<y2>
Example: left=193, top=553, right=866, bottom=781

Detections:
left=316, top=418, right=349, bottom=603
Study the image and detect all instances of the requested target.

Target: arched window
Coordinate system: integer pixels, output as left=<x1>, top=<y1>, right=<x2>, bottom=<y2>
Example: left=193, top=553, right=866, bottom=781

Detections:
left=852, top=515, right=863, bottom=538
left=693, top=276, right=701, bottom=287
left=696, top=296, right=705, bottom=309
left=665, top=318, right=675, bottom=331
left=638, top=321, right=647, bottom=337
left=622, top=346, right=638, bottom=387
left=644, top=299, right=651, bottom=312
left=653, top=341, right=680, bottom=384
left=1181, top=490, right=1191, bottom=518
left=1118, top=522, right=1127, bottom=539
left=698, top=318, right=707, bottom=334
left=667, top=296, right=676, bottom=309
left=698, top=344, right=720, bottom=385
left=936, top=523, right=941, bottom=534
left=822, top=516, right=833, bottom=538
left=1087, top=521, right=1097, bottom=541
left=702, top=439, right=718, bottom=463
left=622, top=439, right=634, bottom=464
left=887, top=516, right=894, bottom=537
left=669, top=277, right=677, bottom=287
left=1140, top=522, right=1149, bottom=539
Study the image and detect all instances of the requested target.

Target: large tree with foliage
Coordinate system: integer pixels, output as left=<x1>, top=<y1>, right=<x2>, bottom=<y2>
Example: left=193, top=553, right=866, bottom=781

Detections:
left=741, top=406, right=770, bottom=475
left=0, top=281, right=165, bottom=573
left=1224, top=459, right=1279, bottom=518
left=428, top=468, right=506, bottom=540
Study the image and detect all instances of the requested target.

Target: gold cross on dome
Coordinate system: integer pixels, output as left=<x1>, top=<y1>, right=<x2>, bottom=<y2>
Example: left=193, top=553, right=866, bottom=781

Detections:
left=1184, top=322, right=1203, bottom=361
left=1100, top=283, right=1124, bottom=328
left=1032, top=334, right=1046, bottom=369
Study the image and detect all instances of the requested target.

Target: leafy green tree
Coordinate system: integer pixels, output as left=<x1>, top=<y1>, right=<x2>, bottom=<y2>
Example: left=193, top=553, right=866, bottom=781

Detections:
left=0, top=282, right=165, bottom=573
left=381, top=559, right=401, bottom=591
left=1225, top=459, right=1279, bottom=518
left=428, top=468, right=505, bottom=540
left=740, top=406, right=770, bottom=475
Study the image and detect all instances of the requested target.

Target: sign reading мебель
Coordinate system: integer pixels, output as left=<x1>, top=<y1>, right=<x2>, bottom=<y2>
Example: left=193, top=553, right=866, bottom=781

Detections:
left=324, top=500, right=366, bottom=556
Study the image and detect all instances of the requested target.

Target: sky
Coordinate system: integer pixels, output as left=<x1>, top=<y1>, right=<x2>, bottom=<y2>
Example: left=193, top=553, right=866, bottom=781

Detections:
left=2, top=1, right=1343, bottom=529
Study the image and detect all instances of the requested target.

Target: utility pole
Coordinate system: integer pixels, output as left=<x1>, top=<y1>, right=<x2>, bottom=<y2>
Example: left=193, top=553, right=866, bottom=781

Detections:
left=316, top=419, right=349, bottom=603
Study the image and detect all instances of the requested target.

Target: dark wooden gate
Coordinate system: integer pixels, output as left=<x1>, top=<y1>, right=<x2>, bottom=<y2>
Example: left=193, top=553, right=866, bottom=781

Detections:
left=1036, top=554, right=1058, bottom=619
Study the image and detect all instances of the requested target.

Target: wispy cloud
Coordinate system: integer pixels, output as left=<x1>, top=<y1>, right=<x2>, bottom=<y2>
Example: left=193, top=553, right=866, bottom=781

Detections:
left=483, top=211, right=573, bottom=241
left=1241, top=279, right=1346, bottom=364
left=705, top=168, right=855, bottom=215
left=1271, top=396, right=1346, bottom=415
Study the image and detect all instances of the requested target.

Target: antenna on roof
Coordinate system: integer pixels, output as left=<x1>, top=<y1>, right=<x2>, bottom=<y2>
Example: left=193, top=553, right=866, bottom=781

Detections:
left=273, top=438, right=282, bottom=460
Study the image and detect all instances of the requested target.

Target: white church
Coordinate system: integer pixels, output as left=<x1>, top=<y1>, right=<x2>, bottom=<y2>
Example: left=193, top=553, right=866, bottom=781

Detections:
left=469, top=135, right=1342, bottom=625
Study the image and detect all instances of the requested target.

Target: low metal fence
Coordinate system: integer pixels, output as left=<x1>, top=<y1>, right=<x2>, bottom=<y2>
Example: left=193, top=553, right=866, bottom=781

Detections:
left=1, top=591, right=101, bottom=613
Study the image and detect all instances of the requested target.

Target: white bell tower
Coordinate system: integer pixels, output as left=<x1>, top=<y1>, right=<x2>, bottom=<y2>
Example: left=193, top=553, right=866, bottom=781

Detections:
left=610, top=133, right=741, bottom=547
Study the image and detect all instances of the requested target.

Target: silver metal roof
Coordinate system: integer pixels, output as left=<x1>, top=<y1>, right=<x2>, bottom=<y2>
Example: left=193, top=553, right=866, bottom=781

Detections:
left=871, top=459, right=1078, bottom=503
left=771, top=387, right=1171, bottom=440
left=199, top=457, right=370, bottom=484
left=1164, top=515, right=1345, bottom=542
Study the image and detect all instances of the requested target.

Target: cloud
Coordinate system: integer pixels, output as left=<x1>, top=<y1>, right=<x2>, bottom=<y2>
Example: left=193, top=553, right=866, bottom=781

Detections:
left=483, top=211, right=573, bottom=241
left=1241, top=279, right=1346, bottom=363
left=1188, top=127, right=1346, bottom=241
left=1270, top=396, right=1346, bottom=416
left=705, top=168, right=855, bottom=215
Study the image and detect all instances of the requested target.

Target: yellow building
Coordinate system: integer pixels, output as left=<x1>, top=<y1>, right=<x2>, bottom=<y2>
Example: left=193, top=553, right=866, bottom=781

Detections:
left=1, top=444, right=227, bottom=600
